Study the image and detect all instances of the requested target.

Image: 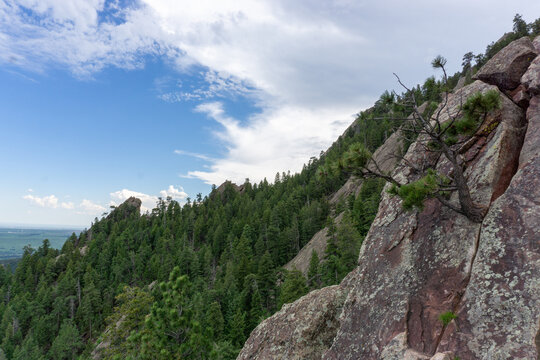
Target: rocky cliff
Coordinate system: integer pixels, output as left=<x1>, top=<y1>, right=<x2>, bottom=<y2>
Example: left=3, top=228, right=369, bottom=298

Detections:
left=239, top=36, right=540, bottom=360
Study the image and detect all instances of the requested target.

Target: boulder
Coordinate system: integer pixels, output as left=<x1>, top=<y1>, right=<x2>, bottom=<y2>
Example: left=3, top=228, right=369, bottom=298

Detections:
left=521, top=56, right=540, bottom=95
left=237, top=285, right=346, bottom=360
left=474, top=37, right=537, bottom=90
left=509, top=84, right=531, bottom=108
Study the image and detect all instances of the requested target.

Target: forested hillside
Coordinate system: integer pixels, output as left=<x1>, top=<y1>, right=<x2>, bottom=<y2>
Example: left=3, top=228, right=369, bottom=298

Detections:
left=0, top=14, right=538, bottom=360
left=0, top=122, right=393, bottom=359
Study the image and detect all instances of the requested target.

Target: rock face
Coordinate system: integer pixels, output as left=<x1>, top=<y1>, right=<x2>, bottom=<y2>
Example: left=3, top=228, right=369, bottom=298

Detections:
left=474, top=36, right=537, bottom=90
left=238, top=286, right=346, bottom=360
left=284, top=213, right=344, bottom=275
left=521, top=56, right=540, bottom=95
left=328, top=177, right=362, bottom=206
left=323, top=81, right=526, bottom=360
left=239, top=38, right=540, bottom=360
left=436, top=96, right=540, bottom=359
left=533, top=35, right=540, bottom=53
left=107, top=196, right=141, bottom=220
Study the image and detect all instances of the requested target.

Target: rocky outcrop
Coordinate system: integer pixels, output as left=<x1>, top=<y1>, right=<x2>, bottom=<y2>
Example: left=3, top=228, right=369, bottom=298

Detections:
left=238, top=286, right=346, bottom=360
left=216, top=180, right=245, bottom=194
left=239, top=38, right=540, bottom=360
left=107, top=196, right=141, bottom=220
left=474, top=36, right=537, bottom=90
left=328, top=177, right=362, bottom=206
left=284, top=213, right=344, bottom=275
left=453, top=76, right=466, bottom=91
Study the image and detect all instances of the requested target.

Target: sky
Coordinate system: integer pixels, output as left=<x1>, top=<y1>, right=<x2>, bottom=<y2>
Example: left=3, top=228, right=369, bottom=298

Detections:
left=0, top=0, right=539, bottom=228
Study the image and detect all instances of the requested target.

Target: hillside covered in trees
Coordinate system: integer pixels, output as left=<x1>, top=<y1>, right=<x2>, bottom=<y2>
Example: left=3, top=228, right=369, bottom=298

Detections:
left=0, top=14, right=538, bottom=360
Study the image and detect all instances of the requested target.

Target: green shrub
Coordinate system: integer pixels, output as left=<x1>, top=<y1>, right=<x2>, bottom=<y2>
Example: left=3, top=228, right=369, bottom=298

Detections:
left=438, top=311, right=457, bottom=326
left=388, top=169, right=444, bottom=210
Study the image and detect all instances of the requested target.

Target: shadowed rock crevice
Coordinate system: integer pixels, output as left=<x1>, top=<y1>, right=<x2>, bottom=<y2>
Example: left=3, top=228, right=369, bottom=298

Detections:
left=488, top=96, right=528, bottom=202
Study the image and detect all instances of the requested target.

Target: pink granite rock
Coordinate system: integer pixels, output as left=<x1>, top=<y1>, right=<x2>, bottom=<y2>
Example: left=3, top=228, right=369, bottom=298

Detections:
left=474, top=37, right=537, bottom=90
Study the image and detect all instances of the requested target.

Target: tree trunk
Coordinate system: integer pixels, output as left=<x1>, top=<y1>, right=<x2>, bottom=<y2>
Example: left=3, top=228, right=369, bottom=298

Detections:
left=452, top=163, right=485, bottom=222
left=444, top=146, right=485, bottom=223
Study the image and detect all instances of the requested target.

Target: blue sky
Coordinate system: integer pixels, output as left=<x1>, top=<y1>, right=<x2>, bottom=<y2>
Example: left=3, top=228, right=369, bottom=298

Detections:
left=1, top=0, right=539, bottom=227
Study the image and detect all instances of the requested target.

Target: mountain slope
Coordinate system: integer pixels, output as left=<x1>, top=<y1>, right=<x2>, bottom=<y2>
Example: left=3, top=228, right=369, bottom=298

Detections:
left=238, top=35, right=540, bottom=360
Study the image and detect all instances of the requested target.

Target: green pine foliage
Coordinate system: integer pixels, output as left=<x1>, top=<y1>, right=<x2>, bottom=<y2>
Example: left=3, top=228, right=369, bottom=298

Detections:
left=278, top=270, right=308, bottom=309
left=387, top=170, right=442, bottom=210
left=307, top=250, right=321, bottom=289
left=438, top=311, right=457, bottom=326
left=99, top=286, right=154, bottom=359
left=48, top=320, right=82, bottom=360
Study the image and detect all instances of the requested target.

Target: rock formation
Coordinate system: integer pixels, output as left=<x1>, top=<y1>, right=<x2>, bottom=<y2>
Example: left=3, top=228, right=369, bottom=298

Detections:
left=107, top=196, right=141, bottom=219
left=474, top=36, right=537, bottom=90
left=284, top=109, right=408, bottom=275
left=284, top=213, right=344, bottom=275
left=239, top=36, right=540, bottom=360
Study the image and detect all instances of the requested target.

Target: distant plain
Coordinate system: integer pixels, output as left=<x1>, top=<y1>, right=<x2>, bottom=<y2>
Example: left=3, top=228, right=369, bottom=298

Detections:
left=0, top=227, right=79, bottom=260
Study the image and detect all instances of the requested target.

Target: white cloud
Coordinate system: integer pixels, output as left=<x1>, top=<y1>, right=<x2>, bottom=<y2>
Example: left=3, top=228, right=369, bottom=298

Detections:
left=4, top=1, right=540, bottom=183
left=188, top=101, right=355, bottom=184
left=79, top=199, right=106, bottom=214
left=174, top=149, right=214, bottom=162
left=23, top=193, right=75, bottom=209
left=159, top=185, right=188, bottom=201
left=156, top=70, right=256, bottom=103
left=61, top=202, right=75, bottom=210
left=23, top=193, right=59, bottom=208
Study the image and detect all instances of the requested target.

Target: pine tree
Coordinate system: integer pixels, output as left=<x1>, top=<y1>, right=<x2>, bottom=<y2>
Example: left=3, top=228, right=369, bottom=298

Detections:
left=77, top=272, right=101, bottom=339
left=141, top=267, right=194, bottom=359
left=278, top=270, right=307, bottom=309
left=206, top=301, right=224, bottom=339
left=99, top=286, right=153, bottom=359
left=13, top=333, right=43, bottom=360
left=48, top=320, right=82, bottom=360
left=229, top=307, right=245, bottom=347
left=307, top=250, right=321, bottom=289
left=256, top=251, right=275, bottom=310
